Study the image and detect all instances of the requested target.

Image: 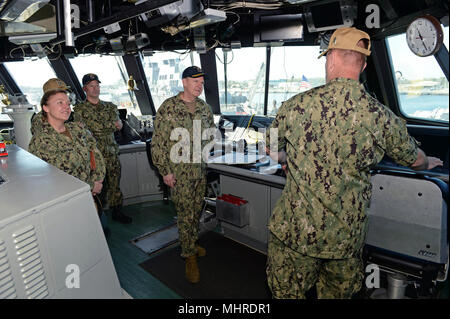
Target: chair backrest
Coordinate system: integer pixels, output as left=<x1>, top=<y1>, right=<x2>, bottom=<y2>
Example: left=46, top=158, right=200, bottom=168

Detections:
left=145, top=138, right=157, bottom=169
left=366, top=172, right=448, bottom=265
left=145, top=137, right=169, bottom=203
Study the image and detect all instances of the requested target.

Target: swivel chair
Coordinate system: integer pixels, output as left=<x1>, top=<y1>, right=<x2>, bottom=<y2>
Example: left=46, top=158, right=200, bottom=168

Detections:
left=145, top=137, right=169, bottom=204
left=364, top=169, right=448, bottom=298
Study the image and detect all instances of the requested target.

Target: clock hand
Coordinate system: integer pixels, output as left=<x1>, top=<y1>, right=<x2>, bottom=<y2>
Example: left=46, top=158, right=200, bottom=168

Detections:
left=417, top=29, right=428, bottom=51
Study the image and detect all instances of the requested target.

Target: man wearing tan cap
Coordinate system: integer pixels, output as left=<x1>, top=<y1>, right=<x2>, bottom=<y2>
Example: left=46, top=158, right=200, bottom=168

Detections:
left=265, top=27, right=443, bottom=299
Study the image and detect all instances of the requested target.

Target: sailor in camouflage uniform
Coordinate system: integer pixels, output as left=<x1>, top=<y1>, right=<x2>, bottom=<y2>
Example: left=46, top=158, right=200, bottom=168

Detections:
left=73, top=73, right=132, bottom=224
left=265, top=27, right=443, bottom=299
left=151, top=66, right=215, bottom=284
left=31, top=78, right=72, bottom=136
left=28, top=79, right=105, bottom=196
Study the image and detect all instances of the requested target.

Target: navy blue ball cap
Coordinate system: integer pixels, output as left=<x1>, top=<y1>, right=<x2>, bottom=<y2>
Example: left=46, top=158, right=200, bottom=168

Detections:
left=182, top=66, right=205, bottom=79
left=82, top=73, right=101, bottom=86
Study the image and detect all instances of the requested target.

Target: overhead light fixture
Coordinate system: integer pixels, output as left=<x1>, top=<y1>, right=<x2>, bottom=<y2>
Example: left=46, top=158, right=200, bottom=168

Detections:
left=285, top=0, right=316, bottom=3
left=188, top=8, right=226, bottom=29
left=137, top=0, right=201, bottom=28
left=8, top=32, right=57, bottom=45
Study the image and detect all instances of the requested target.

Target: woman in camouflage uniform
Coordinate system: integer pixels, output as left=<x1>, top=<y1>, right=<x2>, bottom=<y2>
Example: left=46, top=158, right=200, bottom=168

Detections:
left=28, top=80, right=105, bottom=196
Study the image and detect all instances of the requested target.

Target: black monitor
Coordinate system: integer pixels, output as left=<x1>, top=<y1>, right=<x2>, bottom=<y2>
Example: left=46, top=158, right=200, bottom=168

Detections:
left=255, top=13, right=304, bottom=43
left=311, top=2, right=343, bottom=28
left=304, top=0, right=356, bottom=33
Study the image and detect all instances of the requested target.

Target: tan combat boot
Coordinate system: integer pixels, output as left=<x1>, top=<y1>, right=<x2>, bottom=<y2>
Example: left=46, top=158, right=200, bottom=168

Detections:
left=196, top=245, right=206, bottom=257
left=185, top=255, right=200, bottom=283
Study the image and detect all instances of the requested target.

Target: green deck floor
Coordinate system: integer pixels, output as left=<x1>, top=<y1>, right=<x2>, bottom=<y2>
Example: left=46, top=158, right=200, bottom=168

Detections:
left=104, top=200, right=181, bottom=299
left=104, top=200, right=449, bottom=300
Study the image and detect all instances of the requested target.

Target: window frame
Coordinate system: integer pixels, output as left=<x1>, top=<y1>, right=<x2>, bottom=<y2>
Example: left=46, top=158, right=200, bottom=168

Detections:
left=68, top=54, right=140, bottom=116
left=3, top=57, right=57, bottom=112
left=385, top=30, right=449, bottom=125
left=140, top=50, right=203, bottom=113
left=215, top=44, right=326, bottom=117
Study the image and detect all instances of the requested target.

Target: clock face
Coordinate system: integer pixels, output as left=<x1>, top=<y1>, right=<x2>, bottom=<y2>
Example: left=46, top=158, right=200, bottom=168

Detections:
left=406, top=15, right=443, bottom=57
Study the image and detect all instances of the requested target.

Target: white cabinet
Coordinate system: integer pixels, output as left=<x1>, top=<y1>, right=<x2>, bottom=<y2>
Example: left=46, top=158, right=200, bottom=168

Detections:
left=136, top=152, right=162, bottom=195
left=119, top=148, right=163, bottom=205
left=119, top=152, right=139, bottom=198
left=0, top=145, right=123, bottom=299
left=220, top=175, right=273, bottom=253
left=208, top=163, right=286, bottom=254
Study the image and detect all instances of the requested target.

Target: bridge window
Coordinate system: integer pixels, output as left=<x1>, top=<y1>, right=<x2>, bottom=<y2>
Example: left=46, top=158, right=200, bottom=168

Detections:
left=216, top=47, right=266, bottom=115
left=267, top=46, right=325, bottom=116
left=3, top=58, right=56, bottom=112
left=216, top=46, right=326, bottom=116
left=141, top=51, right=203, bottom=111
left=387, top=26, right=449, bottom=123
left=69, top=55, right=140, bottom=116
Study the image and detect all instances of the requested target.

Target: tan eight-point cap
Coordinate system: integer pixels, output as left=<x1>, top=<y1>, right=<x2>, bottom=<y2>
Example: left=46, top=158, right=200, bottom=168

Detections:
left=318, top=27, right=371, bottom=59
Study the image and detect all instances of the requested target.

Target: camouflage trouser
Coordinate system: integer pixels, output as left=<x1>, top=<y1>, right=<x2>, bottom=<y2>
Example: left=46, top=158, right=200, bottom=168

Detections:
left=101, top=153, right=123, bottom=208
left=171, top=177, right=206, bottom=258
left=266, top=234, right=363, bottom=299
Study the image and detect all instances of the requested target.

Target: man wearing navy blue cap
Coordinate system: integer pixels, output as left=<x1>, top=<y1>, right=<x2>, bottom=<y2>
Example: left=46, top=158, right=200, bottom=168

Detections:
left=181, top=66, right=205, bottom=79
left=73, top=73, right=132, bottom=224
left=152, top=66, right=215, bottom=283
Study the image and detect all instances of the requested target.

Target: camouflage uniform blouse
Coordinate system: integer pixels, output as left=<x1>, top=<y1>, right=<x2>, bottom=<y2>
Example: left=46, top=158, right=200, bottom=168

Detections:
left=31, top=111, right=44, bottom=135
left=266, top=78, right=419, bottom=259
left=28, top=119, right=106, bottom=190
left=151, top=93, right=215, bottom=180
left=31, top=110, right=72, bottom=135
left=73, top=100, right=120, bottom=157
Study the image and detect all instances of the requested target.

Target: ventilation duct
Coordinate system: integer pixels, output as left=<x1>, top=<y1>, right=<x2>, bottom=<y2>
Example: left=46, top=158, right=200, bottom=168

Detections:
left=0, top=0, right=56, bottom=44
left=0, top=0, right=50, bottom=22
left=0, top=0, right=10, bottom=15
